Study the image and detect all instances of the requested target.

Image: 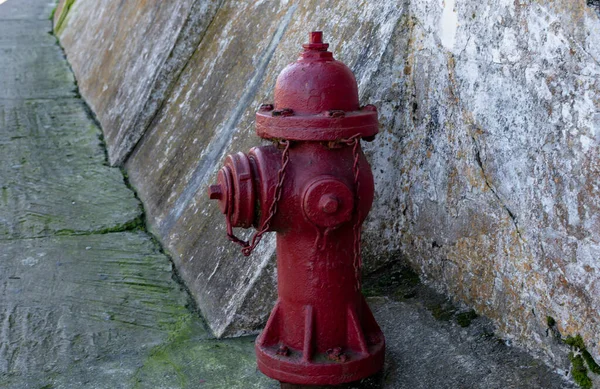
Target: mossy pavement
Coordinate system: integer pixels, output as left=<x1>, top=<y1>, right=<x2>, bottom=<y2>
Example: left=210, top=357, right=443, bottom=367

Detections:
left=0, top=0, right=275, bottom=387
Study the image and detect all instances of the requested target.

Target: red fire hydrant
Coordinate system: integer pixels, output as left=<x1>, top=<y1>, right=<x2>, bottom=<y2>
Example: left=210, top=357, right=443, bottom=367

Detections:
left=208, top=31, right=384, bottom=386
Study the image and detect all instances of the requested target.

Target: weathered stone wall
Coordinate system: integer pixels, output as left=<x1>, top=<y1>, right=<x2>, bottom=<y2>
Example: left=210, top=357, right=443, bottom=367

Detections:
left=53, top=0, right=222, bottom=165
left=388, top=0, right=600, bottom=365
left=55, top=0, right=600, bottom=367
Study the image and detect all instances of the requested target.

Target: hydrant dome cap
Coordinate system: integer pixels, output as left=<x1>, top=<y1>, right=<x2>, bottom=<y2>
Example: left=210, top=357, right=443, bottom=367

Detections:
left=274, top=59, right=359, bottom=114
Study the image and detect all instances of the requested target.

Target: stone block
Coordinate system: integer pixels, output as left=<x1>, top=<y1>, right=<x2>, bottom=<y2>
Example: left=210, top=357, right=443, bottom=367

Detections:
left=0, top=99, right=141, bottom=239
left=54, top=0, right=221, bottom=165
left=369, top=0, right=600, bottom=365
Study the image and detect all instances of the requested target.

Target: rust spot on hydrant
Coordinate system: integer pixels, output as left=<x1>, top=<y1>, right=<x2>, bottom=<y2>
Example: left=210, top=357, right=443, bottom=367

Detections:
left=272, top=108, right=294, bottom=117
left=277, top=345, right=290, bottom=356
left=259, top=104, right=274, bottom=112
left=208, top=31, right=384, bottom=386
left=328, top=109, right=346, bottom=118
left=326, top=347, right=349, bottom=363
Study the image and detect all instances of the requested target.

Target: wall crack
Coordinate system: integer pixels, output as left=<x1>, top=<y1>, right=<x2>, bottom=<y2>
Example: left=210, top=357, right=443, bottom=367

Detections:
left=471, top=134, right=524, bottom=241
left=445, top=52, right=526, bottom=245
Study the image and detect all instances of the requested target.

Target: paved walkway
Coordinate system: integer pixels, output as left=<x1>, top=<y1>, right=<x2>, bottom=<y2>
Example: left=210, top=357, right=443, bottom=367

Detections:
left=0, top=1, right=270, bottom=388
left=0, top=0, right=577, bottom=388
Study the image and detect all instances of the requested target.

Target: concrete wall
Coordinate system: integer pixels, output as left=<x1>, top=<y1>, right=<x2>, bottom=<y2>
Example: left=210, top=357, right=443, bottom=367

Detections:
left=55, top=0, right=600, bottom=366
left=53, top=0, right=222, bottom=165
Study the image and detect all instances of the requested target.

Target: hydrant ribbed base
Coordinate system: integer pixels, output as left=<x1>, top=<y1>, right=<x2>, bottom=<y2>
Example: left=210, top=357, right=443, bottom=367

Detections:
left=256, top=298, right=385, bottom=385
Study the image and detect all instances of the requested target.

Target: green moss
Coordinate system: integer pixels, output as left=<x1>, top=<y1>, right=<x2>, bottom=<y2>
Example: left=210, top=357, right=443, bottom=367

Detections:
left=96, top=216, right=144, bottom=234
left=364, top=264, right=479, bottom=326
left=55, top=228, right=76, bottom=236
left=427, top=303, right=455, bottom=321
left=54, top=216, right=144, bottom=237
left=54, top=0, right=77, bottom=35
left=456, top=310, right=478, bottom=327
left=570, top=353, right=593, bottom=389
left=49, top=6, right=56, bottom=21
left=566, top=335, right=587, bottom=350
left=565, top=334, right=600, bottom=387
left=134, top=313, right=196, bottom=388
left=362, top=265, right=420, bottom=298
left=132, top=312, right=270, bottom=389
left=583, top=350, right=600, bottom=375
left=121, top=168, right=130, bottom=181
left=547, top=316, right=556, bottom=327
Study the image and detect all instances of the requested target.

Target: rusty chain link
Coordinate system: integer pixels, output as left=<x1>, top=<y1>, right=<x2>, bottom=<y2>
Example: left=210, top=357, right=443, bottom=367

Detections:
left=226, top=140, right=291, bottom=256
left=339, top=134, right=363, bottom=291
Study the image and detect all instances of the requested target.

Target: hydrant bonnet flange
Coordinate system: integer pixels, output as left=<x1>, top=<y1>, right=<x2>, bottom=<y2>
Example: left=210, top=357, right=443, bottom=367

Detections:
left=256, top=31, right=378, bottom=142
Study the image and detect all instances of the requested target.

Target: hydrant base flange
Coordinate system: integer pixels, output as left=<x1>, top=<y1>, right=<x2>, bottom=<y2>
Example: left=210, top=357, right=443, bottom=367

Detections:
left=255, top=297, right=385, bottom=385
left=256, top=349, right=385, bottom=386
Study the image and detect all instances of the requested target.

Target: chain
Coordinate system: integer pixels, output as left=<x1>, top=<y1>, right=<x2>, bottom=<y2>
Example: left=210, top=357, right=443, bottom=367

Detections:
left=339, top=134, right=363, bottom=291
left=225, top=133, right=362, bottom=290
left=226, top=140, right=291, bottom=256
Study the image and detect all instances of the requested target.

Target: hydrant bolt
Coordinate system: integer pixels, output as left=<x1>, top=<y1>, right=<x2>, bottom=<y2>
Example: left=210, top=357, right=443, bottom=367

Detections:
left=319, top=195, right=339, bottom=214
left=208, top=31, right=385, bottom=386
left=259, top=103, right=274, bottom=112
left=208, top=185, right=222, bottom=200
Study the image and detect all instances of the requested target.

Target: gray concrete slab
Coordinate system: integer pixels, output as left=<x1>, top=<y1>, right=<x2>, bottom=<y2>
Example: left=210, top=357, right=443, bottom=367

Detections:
left=0, top=45, right=75, bottom=99
left=0, top=3, right=74, bottom=99
left=0, top=232, right=274, bottom=389
left=0, top=97, right=141, bottom=239
left=372, top=297, right=575, bottom=389
left=0, top=20, right=55, bottom=46
left=0, top=0, right=274, bottom=387
left=0, top=0, right=54, bottom=20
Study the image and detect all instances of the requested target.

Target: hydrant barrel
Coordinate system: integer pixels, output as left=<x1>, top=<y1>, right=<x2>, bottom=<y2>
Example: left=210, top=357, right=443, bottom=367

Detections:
left=254, top=141, right=383, bottom=385
left=208, top=31, right=385, bottom=386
